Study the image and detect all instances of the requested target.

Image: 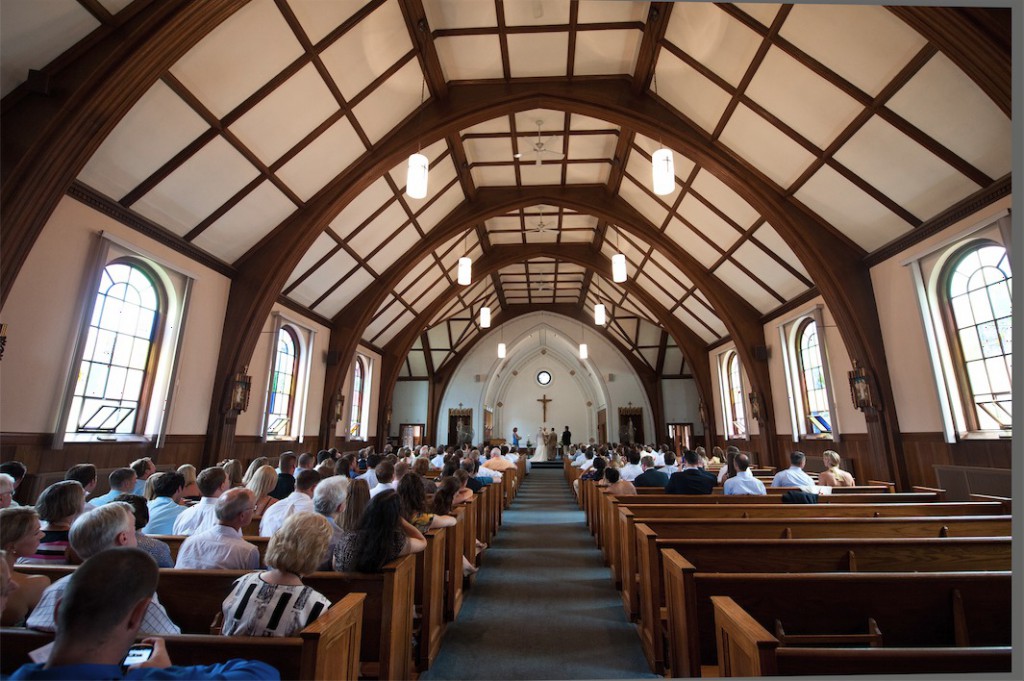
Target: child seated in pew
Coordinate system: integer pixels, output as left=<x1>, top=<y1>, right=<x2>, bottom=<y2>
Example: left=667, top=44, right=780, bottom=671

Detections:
left=399, top=475, right=477, bottom=576
left=221, top=512, right=332, bottom=637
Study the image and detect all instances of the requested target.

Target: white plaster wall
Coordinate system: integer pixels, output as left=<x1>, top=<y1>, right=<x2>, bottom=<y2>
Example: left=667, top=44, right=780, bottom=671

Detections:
left=391, top=380, right=429, bottom=437
left=661, top=379, right=703, bottom=436
left=869, top=195, right=1012, bottom=433
left=762, top=297, right=865, bottom=437
left=235, top=304, right=330, bottom=438
left=440, top=313, right=652, bottom=445
left=498, top=353, right=591, bottom=446
left=0, top=196, right=230, bottom=435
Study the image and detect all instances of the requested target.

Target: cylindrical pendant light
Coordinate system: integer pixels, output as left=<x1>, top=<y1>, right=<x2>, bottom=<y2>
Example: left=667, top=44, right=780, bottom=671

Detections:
left=457, top=256, right=472, bottom=286
left=594, top=303, right=606, bottom=326
left=652, top=147, right=674, bottom=196
left=497, top=342, right=507, bottom=358
left=406, top=152, right=429, bottom=199
left=480, top=306, right=491, bottom=328
left=579, top=343, right=588, bottom=359
left=612, top=253, right=627, bottom=283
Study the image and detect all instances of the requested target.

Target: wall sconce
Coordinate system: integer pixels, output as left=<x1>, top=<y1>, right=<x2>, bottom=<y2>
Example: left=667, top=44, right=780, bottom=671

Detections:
left=230, top=371, right=252, bottom=412
left=748, top=391, right=762, bottom=422
left=848, top=361, right=876, bottom=411
left=0, top=323, right=7, bottom=361
left=334, top=391, right=345, bottom=422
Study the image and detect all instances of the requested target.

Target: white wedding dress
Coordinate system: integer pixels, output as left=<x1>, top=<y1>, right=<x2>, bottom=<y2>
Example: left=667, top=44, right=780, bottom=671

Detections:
left=531, top=429, right=548, bottom=462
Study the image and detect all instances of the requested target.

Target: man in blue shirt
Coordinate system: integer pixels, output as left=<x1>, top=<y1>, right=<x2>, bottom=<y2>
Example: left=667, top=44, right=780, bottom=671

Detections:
left=142, top=472, right=187, bottom=535
left=10, top=548, right=278, bottom=680
left=90, top=468, right=137, bottom=507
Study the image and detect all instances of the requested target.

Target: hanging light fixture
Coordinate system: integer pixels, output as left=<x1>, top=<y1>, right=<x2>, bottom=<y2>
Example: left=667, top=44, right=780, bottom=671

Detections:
left=594, top=277, right=606, bottom=325
left=457, top=232, right=472, bottom=285
left=406, top=80, right=429, bottom=199
left=497, top=342, right=507, bottom=358
left=652, top=147, right=674, bottom=196
left=579, top=321, right=588, bottom=359
left=480, top=306, right=491, bottom=328
left=612, top=229, right=627, bottom=283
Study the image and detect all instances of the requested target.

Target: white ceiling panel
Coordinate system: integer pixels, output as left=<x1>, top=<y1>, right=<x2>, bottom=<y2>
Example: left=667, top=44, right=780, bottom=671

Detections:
left=664, top=217, right=723, bottom=268
left=396, top=257, right=436, bottom=299
left=751, top=224, right=810, bottom=279
left=834, top=115, right=981, bottom=221
left=678, top=193, right=743, bottom=251
left=886, top=53, right=1011, bottom=180
left=1, top=0, right=99, bottom=97
left=489, top=232, right=525, bottom=245
left=79, top=81, right=209, bottom=201
left=732, top=241, right=807, bottom=301
left=276, top=115, right=366, bottom=202
left=170, top=0, right=303, bottom=118
left=289, top=0, right=364, bottom=44
left=330, top=177, right=392, bottom=238
left=365, top=301, right=406, bottom=342
left=745, top=46, right=862, bottom=150
left=228, top=63, right=337, bottom=165
left=462, top=117, right=511, bottom=136
left=664, top=345, right=684, bottom=373
left=285, top=233, right=336, bottom=287
left=289, top=247, right=357, bottom=307
left=416, top=183, right=466, bottom=233
left=313, top=267, right=375, bottom=317
left=504, top=0, right=570, bottom=26
left=690, top=169, right=760, bottom=230
left=471, top=165, right=518, bottom=186
left=654, top=48, right=732, bottom=134
left=320, top=0, right=412, bottom=100
left=639, top=347, right=659, bottom=368
left=423, top=0, right=497, bottom=29
left=650, top=251, right=694, bottom=289
left=375, top=309, right=415, bottom=346
left=733, top=3, right=780, bottom=28
left=719, top=104, right=816, bottom=189
left=507, top=32, right=569, bottom=78
left=192, top=181, right=296, bottom=263
left=409, top=277, right=447, bottom=313
left=578, top=0, right=649, bottom=24
left=519, top=163, right=564, bottom=185
left=408, top=351, right=428, bottom=376
left=133, top=136, right=260, bottom=236
left=565, top=163, right=610, bottom=185
left=665, top=3, right=761, bottom=87
left=568, top=133, right=617, bottom=160
left=619, top=177, right=669, bottom=227
left=638, top=320, right=661, bottom=347
left=435, top=35, right=504, bottom=81
left=352, top=58, right=423, bottom=145
left=682, top=296, right=726, bottom=336
left=780, top=4, right=927, bottom=97
left=673, top=306, right=718, bottom=344
left=574, top=29, right=641, bottom=76
left=367, top=223, right=420, bottom=272
left=713, top=261, right=777, bottom=313
left=347, top=200, right=408, bottom=257
left=463, top=136, right=514, bottom=164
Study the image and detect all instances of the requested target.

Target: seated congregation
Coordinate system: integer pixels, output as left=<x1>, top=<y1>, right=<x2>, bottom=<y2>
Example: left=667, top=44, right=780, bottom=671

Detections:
left=0, top=443, right=525, bottom=679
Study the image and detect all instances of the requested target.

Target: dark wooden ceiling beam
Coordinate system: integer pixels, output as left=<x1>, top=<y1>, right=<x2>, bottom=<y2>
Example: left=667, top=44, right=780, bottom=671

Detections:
left=631, top=2, right=673, bottom=94
left=1, top=0, right=248, bottom=308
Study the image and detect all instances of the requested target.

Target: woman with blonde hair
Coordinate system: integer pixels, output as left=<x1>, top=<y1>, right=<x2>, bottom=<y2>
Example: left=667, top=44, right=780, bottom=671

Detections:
left=20, top=481, right=85, bottom=565
left=242, top=457, right=269, bottom=486
left=176, top=464, right=201, bottom=500
left=219, top=459, right=244, bottom=488
left=220, top=512, right=333, bottom=637
left=819, top=450, right=855, bottom=487
left=0, top=507, right=50, bottom=624
left=142, top=472, right=163, bottom=501
left=246, top=465, right=279, bottom=516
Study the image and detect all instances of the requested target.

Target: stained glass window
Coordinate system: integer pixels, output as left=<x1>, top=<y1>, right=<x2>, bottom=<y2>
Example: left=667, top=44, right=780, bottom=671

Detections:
left=350, top=357, right=365, bottom=438
left=727, top=352, right=745, bottom=437
left=68, top=261, right=161, bottom=433
left=267, top=326, right=299, bottom=436
left=946, top=244, right=1012, bottom=430
left=797, top=319, right=832, bottom=434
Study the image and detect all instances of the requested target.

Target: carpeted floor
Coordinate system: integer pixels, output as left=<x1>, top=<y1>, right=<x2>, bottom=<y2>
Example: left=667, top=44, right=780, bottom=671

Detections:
left=420, top=468, right=658, bottom=681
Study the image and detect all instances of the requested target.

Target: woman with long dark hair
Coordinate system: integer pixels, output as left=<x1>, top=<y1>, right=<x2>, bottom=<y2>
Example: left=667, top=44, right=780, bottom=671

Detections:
left=332, top=490, right=426, bottom=573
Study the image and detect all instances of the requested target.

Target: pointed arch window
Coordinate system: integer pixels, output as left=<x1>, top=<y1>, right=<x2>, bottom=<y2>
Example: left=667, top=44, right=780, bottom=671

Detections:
left=266, top=326, right=300, bottom=437
left=943, top=242, right=1012, bottom=431
left=68, top=260, right=164, bottom=434
left=350, top=357, right=366, bottom=438
left=725, top=351, right=746, bottom=438
left=796, top=319, right=832, bottom=435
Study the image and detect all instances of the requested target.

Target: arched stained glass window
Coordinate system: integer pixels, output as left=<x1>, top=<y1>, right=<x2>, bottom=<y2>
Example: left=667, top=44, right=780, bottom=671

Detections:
left=945, top=243, right=1012, bottom=430
left=267, top=326, right=299, bottom=436
left=68, top=260, right=162, bottom=434
left=350, top=357, right=365, bottom=437
left=797, top=319, right=832, bottom=434
left=727, top=351, right=745, bottom=437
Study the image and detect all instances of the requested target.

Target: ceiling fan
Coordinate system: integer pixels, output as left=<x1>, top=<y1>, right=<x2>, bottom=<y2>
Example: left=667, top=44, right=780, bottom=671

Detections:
left=530, top=207, right=556, bottom=234
left=514, top=119, right=565, bottom=166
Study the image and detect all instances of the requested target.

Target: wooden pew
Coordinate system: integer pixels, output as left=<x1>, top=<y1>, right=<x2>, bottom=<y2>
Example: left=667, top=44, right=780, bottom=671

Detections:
left=445, top=506, right=466, bottom=621
left=0, top=593, right=365, bottom=680
left=711, top=596, right=1012, bottom=677
left=660, top=556, right=1011, bottom=677
left=18, top=557, right=417, bottom=681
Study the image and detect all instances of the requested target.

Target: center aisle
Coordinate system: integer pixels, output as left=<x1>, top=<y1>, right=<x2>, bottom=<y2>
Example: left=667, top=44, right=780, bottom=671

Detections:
left=421, top=467, right=658, bottom=680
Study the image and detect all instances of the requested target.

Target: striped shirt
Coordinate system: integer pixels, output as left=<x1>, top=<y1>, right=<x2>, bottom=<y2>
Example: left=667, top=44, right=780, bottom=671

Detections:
left=17, top=529, right=69, bottom=565
left=221, top=572, right=330, bottom=637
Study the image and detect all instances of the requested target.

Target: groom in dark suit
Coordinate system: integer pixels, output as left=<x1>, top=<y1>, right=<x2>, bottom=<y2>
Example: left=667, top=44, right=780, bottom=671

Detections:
left=665, top=449, right=717, bottom=494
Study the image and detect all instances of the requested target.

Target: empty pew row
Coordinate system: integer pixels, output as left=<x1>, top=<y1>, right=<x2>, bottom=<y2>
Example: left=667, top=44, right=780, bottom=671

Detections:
left=0, top=593, right=366, bottom=681
left=711, top=596, right=1011, bottom=677
left=18, top=556, right=417, bottom=680
left=659, top=559, right=1011, bottom=677
left=635, top=535, right=1011, bottom=675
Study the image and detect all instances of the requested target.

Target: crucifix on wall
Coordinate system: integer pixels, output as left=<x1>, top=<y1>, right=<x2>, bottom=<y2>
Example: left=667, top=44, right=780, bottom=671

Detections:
left=537, top=394, right=552, bottom=422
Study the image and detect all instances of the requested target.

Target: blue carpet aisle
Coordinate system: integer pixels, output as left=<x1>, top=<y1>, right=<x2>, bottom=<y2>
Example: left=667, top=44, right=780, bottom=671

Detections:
left=421, top=467, right=658, bottom=680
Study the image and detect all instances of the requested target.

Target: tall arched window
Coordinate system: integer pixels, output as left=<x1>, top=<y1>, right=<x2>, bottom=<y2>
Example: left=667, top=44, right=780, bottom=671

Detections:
left=350, top=357, right=365, bottom=438
left=797, top=319, right=832, bottom=434
left=266, top=326, right=300, bottom=437
left=727, top=351, right=745, bottom=438
left=68, top=260, right=163, bottom=434
left=943, top=242, right=1011, bottom=431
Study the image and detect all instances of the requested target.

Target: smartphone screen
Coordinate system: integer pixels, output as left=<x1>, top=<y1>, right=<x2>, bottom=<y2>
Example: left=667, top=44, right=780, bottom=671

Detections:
left=122, top=644, right=154, bottom=668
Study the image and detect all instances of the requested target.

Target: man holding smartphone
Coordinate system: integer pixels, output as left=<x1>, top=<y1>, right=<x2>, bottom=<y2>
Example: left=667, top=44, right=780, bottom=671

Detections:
left=9, top=548, right=277, bottom=679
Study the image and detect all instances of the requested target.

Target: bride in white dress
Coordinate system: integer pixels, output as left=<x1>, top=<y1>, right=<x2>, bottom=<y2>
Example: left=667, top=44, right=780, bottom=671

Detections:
left=531, top=427, right=548, bottom=462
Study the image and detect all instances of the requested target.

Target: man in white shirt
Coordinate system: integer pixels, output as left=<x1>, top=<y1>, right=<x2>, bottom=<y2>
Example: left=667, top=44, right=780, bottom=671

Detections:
left=369, top=460, right=398, bottom=498
left=618, top=450, right=644, bottom=482
left=357, top=453, right=382, bottom=488
left=172, top=467, right=229, bottom=536
left=771, top=451, right=816, bottom=488
left=430, top=448, right=446, bottom=468
left=176, top=488, right=260, bottom=570
left=662, top=451, right=680, bottom=475
left=724, top=454, right=767, bottom=495
left=27, top=503, right=180, bottom=635
left=260, top=469, right=319, bottom=536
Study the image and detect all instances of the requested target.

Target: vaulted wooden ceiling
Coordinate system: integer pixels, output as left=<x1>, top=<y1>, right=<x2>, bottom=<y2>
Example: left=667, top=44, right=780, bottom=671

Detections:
left=1, top=0, right=1012, bottom=382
